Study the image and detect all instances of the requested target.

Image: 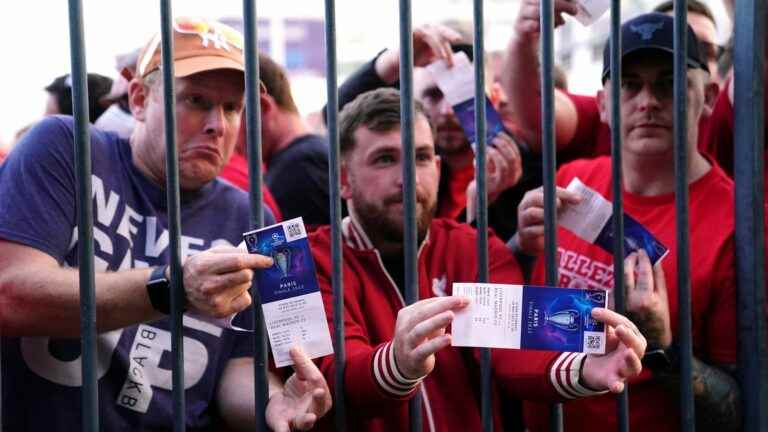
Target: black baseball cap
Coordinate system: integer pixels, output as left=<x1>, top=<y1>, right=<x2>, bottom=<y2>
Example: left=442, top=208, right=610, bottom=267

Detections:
left=601, top=12, right=708, bottom=82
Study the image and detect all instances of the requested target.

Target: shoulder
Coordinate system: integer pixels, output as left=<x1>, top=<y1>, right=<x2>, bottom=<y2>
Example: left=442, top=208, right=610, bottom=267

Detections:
left=556, top=157, right=610, bottom=185
left=284, top=135, right=329, bottom=159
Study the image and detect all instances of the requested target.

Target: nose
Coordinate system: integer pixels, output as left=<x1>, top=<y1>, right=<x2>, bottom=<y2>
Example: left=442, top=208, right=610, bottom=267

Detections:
left=203, top=106, right=226, bottom=137
left=437, top=98, right=453, bottom=116
left=636, top=84, right=662, bottom=112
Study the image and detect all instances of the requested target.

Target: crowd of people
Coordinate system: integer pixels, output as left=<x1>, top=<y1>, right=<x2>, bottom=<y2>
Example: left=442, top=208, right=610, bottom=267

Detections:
left=0, top=0, right=761, bottom=430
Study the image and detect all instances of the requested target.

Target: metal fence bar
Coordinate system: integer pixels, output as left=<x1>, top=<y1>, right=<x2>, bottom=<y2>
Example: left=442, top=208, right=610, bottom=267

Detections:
left=471, top=1, right=492, bottom=431
left=241, top=1, right=269, bottom=429
left=66, top=1, right=99, bottom=431
left=608, top=1, right=630, bottom=431
left=157, top=3, right=186, bottom=431
left=539, top=0, right=562, bottom=430
left=396, top=1, right=422, bottom=430
left=672, top=3, right=694, bottom=431
left=733, top=1, right=768, bottom=431
left=323, top=0, right=347, bottom=430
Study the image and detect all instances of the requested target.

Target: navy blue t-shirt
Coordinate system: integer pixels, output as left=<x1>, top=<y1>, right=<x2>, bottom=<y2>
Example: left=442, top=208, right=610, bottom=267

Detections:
left=0, top=116, right=274, bottom=431
left=265, top=134, right=333, bottom=227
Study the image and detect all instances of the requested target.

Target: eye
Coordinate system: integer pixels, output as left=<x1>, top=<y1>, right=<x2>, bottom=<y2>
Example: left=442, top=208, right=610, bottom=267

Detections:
left=416, top=151, right=434, bottom=163
left=182, top=94, right=211, bottom=110
left=373, top=154, right=396, bottom=165
left=620, top=79, right=642, bottom=94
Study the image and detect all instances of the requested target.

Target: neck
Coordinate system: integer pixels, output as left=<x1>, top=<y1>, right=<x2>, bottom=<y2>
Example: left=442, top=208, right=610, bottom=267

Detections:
left=264, top=112, right=310, bottom=163
left=129, top=128, right=164, bottom=188
left=622, top=148, right=711, bottom=196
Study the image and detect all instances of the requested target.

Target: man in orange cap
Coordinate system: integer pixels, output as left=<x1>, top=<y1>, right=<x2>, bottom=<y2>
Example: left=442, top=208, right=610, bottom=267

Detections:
left=0, top=17, right=329, bottom=432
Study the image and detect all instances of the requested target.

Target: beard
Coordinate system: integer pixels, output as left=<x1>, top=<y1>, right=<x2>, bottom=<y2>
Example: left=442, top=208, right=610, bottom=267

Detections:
left=352, top=188, right=436, bottom=247
left=434, top=116, right=471, bottom=155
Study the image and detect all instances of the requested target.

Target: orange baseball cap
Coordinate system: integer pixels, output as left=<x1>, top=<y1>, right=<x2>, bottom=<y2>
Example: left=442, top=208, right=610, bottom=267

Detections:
left=136, top=17, right=245, bottom=79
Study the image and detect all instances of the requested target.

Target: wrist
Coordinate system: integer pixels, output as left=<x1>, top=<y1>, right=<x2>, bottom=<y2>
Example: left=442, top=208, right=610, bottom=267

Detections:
left=374, top=49, right=400, bottom=84
left=642, top=341, right=680, bottom=376
left=146, top=265, right=186, bottom=314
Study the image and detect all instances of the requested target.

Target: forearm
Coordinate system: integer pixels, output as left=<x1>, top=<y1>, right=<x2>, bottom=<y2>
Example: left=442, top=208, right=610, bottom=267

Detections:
left=658, top=358, right=741, bottom=431
left=502, top=34, right=542, bottom=150
left=0, top=264, right=160, bottom=337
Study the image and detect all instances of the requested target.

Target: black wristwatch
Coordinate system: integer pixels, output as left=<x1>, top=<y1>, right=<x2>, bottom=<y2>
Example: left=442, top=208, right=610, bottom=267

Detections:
left=642, top=342, right=680, bottom=375
left=146, top=265, right=173, bottom=314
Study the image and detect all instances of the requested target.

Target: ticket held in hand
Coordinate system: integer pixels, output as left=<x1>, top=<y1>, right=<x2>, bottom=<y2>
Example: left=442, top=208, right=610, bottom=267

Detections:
left=243, top=217, right=334, bottom=367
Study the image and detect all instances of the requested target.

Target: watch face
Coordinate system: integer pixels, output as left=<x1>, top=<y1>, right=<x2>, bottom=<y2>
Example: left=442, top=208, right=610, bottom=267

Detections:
left=642, top=349, right=671, bottom=373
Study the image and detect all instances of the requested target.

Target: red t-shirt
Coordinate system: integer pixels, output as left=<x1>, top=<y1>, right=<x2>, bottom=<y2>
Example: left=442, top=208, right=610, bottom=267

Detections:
left=701, top=77, right=768, bottom=189
left=218, top=152, right=283, bottom=222
left=525, top=157, right=737, bottom=432
left=436, top=162, right=475, bottom=220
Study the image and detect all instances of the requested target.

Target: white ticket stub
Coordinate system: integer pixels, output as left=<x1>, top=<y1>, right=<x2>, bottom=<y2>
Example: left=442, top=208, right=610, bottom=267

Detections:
left=573, top=0, right=611, bottom=26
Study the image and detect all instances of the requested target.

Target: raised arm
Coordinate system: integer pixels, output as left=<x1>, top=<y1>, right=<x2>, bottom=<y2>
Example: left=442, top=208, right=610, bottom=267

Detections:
left=502, top=0, right=580, bottom=152
left=0, top=242, right=272, bottom=337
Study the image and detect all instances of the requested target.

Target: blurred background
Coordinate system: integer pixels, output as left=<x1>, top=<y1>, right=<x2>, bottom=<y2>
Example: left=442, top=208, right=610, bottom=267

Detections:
left=0, top=0, right=732, bottom=149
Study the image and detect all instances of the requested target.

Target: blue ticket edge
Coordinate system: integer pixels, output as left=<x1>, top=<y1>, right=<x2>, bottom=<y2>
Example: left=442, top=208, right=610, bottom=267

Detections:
left=593, top=213, right=669, bottom=265
left=452, top=96, right=506, bottom=151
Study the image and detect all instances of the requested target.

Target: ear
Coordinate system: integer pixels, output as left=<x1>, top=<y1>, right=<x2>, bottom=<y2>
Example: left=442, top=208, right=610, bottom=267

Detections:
left=260, top=92, right=275, bottom=116
left=128, top=79, right=149, bottom=122
left=434, top=155, right=441, bottom=181
left=702, top=81, right=720, bottom=117
left=340, top=161, right=353, bottom=200
left=596, top=89, right=609, bottom=125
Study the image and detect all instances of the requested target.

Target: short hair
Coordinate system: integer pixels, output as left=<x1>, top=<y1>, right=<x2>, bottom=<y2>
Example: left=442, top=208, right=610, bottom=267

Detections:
left=653, top=0, right=716, bottom=27
left=45, top=73, right=114, bottom=123
left=338, top=88, right=433, bottom=158
left=259, top=54, right=299, bottom=114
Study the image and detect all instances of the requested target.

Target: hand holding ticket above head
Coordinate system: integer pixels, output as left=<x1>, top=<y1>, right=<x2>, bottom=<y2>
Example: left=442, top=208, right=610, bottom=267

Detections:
left=514, top=0, right=579, bottom=41
left=266, top=347, right=332, bottom=432
left=580, top=308, right=647, bottom=393
left=375, top=23, right=464, bottom=84
left=182, top=245, right=274, bottom=318
left=393, top=296, right=470, bottom=379
left=624, top=250, right=672, bottom=349
left=514, top=186, right=582, bottom=256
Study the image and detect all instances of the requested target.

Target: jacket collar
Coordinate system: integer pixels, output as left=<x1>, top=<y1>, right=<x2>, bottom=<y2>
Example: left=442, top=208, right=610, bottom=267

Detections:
left=341, top=215, right=431, bottom=253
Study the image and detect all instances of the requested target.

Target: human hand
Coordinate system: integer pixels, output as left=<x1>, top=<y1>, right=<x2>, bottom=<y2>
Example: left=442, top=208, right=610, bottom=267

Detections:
left=266, top=347, right=332, bottom=432
left=514, top=0, right=579, bottom=42
left=375, top=23, right=464, bottom=83
left=624, top=250, right=672, bottom=349
left=514, top=186, right=582, bottom=256
left=486, top=132, right=523, bottom=199
left=581, top=308, right=647, bottom=393
left=392, top=296, right=470, bottom=379
left=182, top=245, right=273, bottom=318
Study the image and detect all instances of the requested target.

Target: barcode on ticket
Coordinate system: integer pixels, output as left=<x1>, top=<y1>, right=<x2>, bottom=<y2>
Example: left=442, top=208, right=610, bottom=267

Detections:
left=583, top=331, right=605, bottom=354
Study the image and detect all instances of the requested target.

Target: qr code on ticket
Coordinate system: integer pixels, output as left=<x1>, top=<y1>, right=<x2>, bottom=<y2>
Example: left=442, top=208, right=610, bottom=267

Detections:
left=584, top=332, right=605, bottom=354
left=284, top=218, right=307, bottom=241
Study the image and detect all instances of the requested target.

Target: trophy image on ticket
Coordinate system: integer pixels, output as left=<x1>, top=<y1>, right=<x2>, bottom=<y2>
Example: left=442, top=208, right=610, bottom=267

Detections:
left=272, top=247, right=293, bottom=279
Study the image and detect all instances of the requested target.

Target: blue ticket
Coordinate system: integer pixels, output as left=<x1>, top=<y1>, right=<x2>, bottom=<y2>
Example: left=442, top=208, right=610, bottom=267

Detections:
left=243, top=217, right=333, bottom=367
left=452, top=96, right=506, bottom=151
left=560, top=177, right=669, bottom=265
left=452, top=283, right=607, bottom=354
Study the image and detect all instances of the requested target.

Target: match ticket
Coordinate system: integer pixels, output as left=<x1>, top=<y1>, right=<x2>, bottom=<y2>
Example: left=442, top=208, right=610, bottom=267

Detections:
left=243, top=217, right=333, bottom=367
left=425, top=52, right=505, bottom=150
left=560, top=177, right=669, bottom=265
left=452, top=283, right=607, bottom=354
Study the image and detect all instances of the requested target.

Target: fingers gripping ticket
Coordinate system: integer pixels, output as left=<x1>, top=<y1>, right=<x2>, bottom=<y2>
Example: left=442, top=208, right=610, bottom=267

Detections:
left=372, top=342, right=423, bottom=397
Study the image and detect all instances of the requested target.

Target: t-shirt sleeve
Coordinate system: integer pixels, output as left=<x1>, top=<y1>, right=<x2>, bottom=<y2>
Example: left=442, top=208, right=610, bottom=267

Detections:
left=0, top=117, right=77, bottom=263
left=564, top=92, right=602, bottom=156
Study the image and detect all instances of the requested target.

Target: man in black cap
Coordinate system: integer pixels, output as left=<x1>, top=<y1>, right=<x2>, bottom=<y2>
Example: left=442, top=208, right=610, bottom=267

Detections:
left=513, top=12, right=742, bottom=432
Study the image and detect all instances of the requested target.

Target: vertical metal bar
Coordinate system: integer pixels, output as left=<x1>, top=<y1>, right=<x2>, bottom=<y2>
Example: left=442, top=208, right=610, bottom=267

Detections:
left=158, top=3, right=185, bottom=431
left=608, top=1, right=630, bottom=431
left=323, top=0, right=346, bottom=430
left=672, top=3, right=694, bottom=431
left=733, top=1, right=768, bottom=431
left=539, top=0, right=562, bottom=429
left=67, top=1, right=98, bottom=431
left=242, top=1, right=269, bottom=430
left=471, top=1, right=492, bottom=431
left=397, top=1, right=422, bottom=430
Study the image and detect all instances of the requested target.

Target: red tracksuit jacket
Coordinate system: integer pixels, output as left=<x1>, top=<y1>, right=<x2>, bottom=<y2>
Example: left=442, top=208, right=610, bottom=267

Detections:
left=310, top=217, right=601, bottom=431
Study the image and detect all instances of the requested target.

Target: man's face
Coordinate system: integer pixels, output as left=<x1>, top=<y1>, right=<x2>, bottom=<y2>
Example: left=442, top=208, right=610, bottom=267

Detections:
left=342, top=114, right=440, bottom=243
left=414, top=68, right=469, bottom=155
left=140, top=69, right=245, bottom=191
left=601, top=51, right=707, bottom=158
